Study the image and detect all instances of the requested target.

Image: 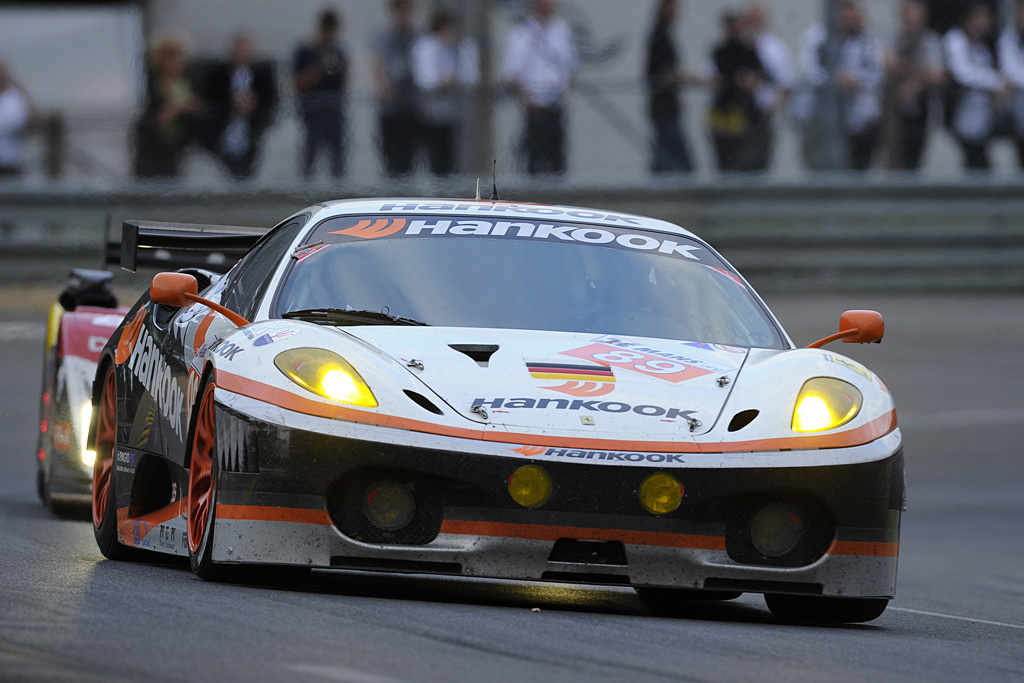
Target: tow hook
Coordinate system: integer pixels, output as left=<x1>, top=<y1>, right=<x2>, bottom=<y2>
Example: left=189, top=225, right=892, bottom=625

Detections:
left=406, top=359, right=425, bottom=371
left=686, top=417, right=702, bottom=433
left=716, top=376, right=731, bottom=387
left=471, top=405, right=488, bottom=420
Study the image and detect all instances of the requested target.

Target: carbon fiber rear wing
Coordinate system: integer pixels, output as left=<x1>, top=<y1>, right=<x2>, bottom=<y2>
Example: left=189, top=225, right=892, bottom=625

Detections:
left=107, top=220, right=269, bottom=273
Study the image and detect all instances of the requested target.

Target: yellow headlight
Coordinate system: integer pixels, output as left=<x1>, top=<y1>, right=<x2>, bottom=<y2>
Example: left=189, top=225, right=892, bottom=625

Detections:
left=274, top=348, right=378, bottom=407
left=638, top=472, right=683, bottom=515
left=792, top=378, right=861, bottom=432
left=508, top=465, right=553, bottom=508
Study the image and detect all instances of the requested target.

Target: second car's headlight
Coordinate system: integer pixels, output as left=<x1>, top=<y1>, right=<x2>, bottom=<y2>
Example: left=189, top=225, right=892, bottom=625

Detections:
left=792, top=377, right=861, bottom=432
left=274, top=348, right=378, bottom=408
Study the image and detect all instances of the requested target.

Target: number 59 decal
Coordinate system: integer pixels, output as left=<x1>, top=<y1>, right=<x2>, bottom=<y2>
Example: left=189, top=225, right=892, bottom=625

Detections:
left=560, top=343, right=714, bottom=383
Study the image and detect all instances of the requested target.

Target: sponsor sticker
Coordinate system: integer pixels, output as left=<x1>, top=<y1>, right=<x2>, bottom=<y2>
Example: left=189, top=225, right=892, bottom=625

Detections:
left=825, top=354, right=873, bottom=381
left=472, top=397, right=695, bottom=421
left=253, top=329, right=299, bottom=347
left=510, top=445, right=688, bottom=465
left=317, top=215, right=717, bottom=265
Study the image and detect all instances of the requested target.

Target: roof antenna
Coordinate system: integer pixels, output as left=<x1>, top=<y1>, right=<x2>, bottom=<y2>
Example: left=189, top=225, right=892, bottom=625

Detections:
left=474, top=177, right=481, bottom=200
left=489, top=160, right=500, bottom=201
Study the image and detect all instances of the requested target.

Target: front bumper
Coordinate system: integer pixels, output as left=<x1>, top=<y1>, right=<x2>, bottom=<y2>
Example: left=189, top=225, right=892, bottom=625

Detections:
left=211, top=391, right=904, bottom=598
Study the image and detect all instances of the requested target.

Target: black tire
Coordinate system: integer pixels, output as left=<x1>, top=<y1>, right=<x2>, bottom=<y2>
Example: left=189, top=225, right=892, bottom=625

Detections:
left=764, top=594, right=889, bottom=624
left=92, top=366, right=147, bottom=561
left=636, top=587, right=742, bottom=604
left=36, top=468, right=46, bottom=504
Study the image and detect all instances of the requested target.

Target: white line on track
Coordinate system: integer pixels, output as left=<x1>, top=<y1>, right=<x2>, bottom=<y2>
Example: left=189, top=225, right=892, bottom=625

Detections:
left=891, top=607, right=1024, bottom=630
left=285, top=664, right=404, bottom=683
left=0, top=321, right=45, bottom=342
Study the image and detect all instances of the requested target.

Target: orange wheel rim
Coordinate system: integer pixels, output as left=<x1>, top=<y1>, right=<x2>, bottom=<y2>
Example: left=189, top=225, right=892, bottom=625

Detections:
left=91, top=367, right=116, bottom=528
left=188, top=382, right=216, bottom=554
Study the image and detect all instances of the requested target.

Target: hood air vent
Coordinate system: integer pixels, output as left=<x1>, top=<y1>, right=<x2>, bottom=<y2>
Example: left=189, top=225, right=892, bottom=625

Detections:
left=449, top=344, right=499, bottom=366
left=404, top=390, right=443, bottom=415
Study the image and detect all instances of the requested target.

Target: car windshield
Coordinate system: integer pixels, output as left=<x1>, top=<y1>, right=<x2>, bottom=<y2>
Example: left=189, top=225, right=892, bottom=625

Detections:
left=273, top=214, right=786, bottom=349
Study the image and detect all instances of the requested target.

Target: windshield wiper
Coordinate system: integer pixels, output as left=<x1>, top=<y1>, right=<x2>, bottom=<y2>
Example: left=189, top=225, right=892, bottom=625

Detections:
left=281, top=307, right=428, bottom=327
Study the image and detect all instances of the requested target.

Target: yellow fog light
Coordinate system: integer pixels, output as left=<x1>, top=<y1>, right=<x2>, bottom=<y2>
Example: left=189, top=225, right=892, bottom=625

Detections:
left=507, top=465, right=553, bottom=508
left=639, top=472, right=683, bottom=515
left=275, top=348, right=377, bottom=407
left=792, top=378, right=861, bottom=432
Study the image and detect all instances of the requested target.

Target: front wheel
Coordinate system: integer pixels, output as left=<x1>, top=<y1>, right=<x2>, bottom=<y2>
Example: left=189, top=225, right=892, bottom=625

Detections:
left=764, top=594, right=889, bottom=624
left=187, top=375, right=310, bottom=585
left=92, top=365, right=145, bottom=560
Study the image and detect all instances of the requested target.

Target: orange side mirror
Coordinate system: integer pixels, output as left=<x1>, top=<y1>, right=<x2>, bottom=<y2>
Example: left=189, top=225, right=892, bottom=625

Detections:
left=839, top=310, right=884, bottom=344
left=151, top=272, right=198, bottom=307
left=807, top=309, right=884, bottom=348
left=149, top=272, right=250, bottom=327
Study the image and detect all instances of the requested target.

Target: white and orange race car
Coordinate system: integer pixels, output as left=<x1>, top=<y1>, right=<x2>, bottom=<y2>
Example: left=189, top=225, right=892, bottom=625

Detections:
left=87, top=199, right=903, bottom=623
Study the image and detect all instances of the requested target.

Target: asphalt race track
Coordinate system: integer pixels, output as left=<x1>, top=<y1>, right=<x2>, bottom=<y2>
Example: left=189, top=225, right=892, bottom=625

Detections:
left=1, top=292, right=1022, bottom=682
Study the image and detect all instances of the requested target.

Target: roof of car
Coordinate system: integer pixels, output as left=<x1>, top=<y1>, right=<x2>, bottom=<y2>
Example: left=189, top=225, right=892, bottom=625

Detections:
left=311, top=198, right=697, bottom=239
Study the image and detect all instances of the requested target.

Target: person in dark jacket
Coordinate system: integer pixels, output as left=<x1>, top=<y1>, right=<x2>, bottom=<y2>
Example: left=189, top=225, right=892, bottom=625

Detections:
left=294, top=9, right=349, bottom=178
left=707, top=11, right=765, bottom=172
left=646, top=0, right=700, bottom=173
left=200, top=33, right=277, bottom=179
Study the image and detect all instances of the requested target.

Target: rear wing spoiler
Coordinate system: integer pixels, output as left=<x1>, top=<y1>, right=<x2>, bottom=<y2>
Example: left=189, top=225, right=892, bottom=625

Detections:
left=106, top=220, right=269, bottom=273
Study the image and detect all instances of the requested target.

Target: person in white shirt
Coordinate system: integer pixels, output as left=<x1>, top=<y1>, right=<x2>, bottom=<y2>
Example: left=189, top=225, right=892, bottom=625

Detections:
left=502, top=0, right=577, bottom=175
left=0, top=60, right=33, bottom=177
left=885, top=0, right=944, bottom=171
left=745, top=3, right=794, bottom=171
left=945, top=2, right=1005, bottom=171
left=795, top=1, right=884, bottom=171
left=412, top=10, right=479, bottom=176
left=998, top=0, right=1024, bottom=168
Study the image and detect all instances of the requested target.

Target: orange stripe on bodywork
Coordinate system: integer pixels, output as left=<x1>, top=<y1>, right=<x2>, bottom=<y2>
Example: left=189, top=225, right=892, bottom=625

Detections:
left=116, top=501, right=185, bottom=544
left=215, top=370, right=897, bottom=454
left=216, top=504, right=333, bottom=525
left=439, top=520, right=726, bottom=549
left=826, top=540, right=899, bottom=557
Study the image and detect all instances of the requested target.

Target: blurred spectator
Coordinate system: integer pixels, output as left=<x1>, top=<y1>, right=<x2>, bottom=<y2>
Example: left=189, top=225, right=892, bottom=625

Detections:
left=795, top=1, right=884, bottom=171
left=998, top=0, right=1024, bottom=168
left=294, top=9, right=348, bottom=178
left=884, top=0, right=944, bottom=171
left=134, top=35, right=199, bottom=179
left=373, top=0, right=419, bottom=177
left=503, top=0, right=578, bottom=175
left=707, top=11, right=765, bottom=172
left=411, top=11, right=479, bottom=176
left=0, top=60, right=33, bottom=177
left=201, top=33, right=278, bottom=179
left=645, top=0, right=698, bottom=174
left=746, top=2, right=794, bottom=171
left=944, top=2, right=1004, bottom=170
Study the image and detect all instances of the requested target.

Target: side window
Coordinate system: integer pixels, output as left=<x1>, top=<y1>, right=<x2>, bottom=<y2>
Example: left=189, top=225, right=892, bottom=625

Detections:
left=221, top=220, right=305, bottom=320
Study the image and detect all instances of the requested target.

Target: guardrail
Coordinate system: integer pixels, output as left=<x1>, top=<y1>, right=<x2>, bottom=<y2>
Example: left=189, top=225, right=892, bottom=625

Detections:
left=2, top=179, right=1023, bottom=291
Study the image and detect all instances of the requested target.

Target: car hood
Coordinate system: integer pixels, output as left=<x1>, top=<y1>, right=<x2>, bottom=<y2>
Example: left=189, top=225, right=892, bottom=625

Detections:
left=343, top=326, right=749, bottom=438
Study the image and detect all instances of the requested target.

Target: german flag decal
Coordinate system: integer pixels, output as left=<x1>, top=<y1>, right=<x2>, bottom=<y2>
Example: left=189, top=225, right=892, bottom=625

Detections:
left=526, top=362, right=615, bottom=383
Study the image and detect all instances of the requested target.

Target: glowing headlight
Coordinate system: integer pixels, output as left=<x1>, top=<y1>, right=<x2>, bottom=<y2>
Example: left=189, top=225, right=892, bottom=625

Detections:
left=792, top=378, right=861, bottom=432
left=274, top=348, right=378, bottom=408
left=79, top=403, right=93, bottom=463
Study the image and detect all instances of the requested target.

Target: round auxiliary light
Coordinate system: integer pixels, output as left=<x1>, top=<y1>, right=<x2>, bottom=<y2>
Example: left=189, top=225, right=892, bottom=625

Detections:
left=639, top=472, right=683, bottom=515
left=749, top=502, right=803, bottom=557
left=507, top=465, right=553, bottom=508
left=362, top=479, right=416, bottom=531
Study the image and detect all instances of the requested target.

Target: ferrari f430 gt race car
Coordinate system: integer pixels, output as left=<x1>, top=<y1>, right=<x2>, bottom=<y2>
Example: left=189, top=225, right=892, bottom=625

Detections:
left=88, top=199, right=903, bottom=624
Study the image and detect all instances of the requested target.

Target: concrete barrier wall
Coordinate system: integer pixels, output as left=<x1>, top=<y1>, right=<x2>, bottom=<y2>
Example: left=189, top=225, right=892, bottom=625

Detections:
left=2, top=181, right=1023, bottom=291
